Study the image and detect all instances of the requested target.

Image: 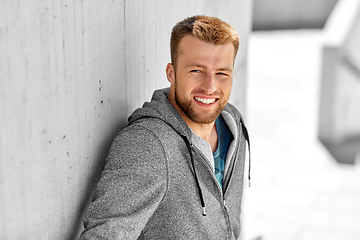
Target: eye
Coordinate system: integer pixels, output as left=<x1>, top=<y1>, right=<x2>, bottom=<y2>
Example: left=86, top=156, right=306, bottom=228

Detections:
left=190, top=69, right=201, bottom=73
left=217, top=72, right=228, bottom=76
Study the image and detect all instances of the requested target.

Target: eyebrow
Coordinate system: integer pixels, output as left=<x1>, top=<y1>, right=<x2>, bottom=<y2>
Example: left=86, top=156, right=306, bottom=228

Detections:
left=217, top=67, right=233, bottom=72
left=186, top=64, right=233, bottom=72
left=185, top=64, right=206, bottom=69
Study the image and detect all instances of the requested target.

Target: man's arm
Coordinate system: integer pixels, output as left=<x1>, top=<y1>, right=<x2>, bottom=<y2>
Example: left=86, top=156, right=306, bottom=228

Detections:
left=79, top=125, right=168, bottom=239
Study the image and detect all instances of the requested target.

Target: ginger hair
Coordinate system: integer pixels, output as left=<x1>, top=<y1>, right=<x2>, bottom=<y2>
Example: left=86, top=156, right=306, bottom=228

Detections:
left=170, top=15, right=239, bottom=69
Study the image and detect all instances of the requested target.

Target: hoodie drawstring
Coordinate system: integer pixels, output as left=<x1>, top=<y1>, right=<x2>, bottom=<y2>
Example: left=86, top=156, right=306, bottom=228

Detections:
left=182, top=136, right=207, bottom=216
left=240, top=118, right=251, bottom=187
left=181, top=119, right=251, bottom=216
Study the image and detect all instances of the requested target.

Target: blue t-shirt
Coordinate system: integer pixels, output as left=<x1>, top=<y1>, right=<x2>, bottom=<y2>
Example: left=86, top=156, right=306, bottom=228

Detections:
left=213, top=115, right=233, bottom=189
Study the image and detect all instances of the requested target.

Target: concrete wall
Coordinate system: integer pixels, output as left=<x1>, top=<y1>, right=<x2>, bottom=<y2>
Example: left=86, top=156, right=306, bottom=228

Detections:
left=0, top=1, right=252, bottom=239
left=318, top=0, right=360, bottom=164
left=253, top=0, right=338, bottom=30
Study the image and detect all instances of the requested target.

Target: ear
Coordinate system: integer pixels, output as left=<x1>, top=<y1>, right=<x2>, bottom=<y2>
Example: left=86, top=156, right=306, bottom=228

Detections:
left=166, top=63, right=175, bottom=85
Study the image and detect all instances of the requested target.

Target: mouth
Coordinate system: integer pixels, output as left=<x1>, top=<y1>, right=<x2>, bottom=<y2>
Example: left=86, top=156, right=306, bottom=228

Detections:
left=194, top=96, right=218, bottom=105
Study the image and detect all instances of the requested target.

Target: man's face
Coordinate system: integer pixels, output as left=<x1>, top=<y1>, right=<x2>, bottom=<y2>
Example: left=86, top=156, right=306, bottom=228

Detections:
left=167, top=35, right=234, bottom=125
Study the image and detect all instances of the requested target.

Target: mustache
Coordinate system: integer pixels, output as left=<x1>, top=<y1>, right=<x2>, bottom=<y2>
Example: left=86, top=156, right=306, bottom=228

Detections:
left=190, top=89, right=223, bottom=97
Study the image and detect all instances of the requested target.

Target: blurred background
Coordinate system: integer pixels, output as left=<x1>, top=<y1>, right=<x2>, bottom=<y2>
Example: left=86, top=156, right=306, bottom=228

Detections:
left=243, top=0, right=360, bottom=240
left=1, top=0, right=360, bottom=239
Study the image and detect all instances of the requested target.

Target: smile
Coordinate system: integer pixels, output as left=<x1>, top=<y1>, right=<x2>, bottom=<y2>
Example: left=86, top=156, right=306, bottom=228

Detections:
left=194, top=97, right=217, bottom=104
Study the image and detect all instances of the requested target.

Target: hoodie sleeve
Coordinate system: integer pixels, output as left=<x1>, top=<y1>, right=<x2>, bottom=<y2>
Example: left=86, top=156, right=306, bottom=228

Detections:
left=79, top=125, right=168, bottom=239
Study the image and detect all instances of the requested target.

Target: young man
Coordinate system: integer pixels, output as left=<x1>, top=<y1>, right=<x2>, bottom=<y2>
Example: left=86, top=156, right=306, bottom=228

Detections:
left=79, top=15, right=250, bottom=240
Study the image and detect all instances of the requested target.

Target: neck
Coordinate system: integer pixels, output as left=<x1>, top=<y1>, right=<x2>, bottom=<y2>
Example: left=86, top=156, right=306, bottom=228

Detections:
left=186, top=118, right=218, bottom=153
left=188, top=120, right=215, bottom=141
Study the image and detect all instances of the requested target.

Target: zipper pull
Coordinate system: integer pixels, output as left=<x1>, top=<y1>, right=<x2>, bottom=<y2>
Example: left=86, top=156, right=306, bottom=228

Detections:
left=223, top=200, right=229, bottom=212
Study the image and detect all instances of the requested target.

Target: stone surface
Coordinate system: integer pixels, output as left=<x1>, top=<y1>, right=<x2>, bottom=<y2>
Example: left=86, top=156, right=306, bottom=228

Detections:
left=0, top=1, right=252, bottom=239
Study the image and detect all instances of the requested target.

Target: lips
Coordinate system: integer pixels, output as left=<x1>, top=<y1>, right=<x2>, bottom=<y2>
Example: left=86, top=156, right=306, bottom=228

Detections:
left=194, top=97, right=217, bottom=104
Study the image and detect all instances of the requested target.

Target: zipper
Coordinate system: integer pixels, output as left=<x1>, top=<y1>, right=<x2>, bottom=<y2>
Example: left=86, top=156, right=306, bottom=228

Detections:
left=223, top=199, right=232, bottom=239
left=190, top=144, right=233, bottom=238
left=186, top=116, right=243, bottom=197
left=191, top=144, right=224, bottom=197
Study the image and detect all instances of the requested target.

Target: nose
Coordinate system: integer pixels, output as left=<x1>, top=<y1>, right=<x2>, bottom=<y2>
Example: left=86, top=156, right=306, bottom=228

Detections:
left=202, top=73, right=217, bottom=94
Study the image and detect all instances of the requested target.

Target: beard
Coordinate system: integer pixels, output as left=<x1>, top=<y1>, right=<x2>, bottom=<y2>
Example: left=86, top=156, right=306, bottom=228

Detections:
left=174, top=86, right=228, bottom=125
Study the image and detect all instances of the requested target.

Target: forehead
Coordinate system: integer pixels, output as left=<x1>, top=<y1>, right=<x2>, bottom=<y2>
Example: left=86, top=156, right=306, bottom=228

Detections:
left=177, top=35, right=235, bottom=67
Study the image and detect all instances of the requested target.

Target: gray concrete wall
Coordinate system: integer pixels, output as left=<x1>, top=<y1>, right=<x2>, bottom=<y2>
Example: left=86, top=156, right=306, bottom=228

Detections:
left=0, top=1, right=252, bottom=239
left=253, top=0, right=338, bottom=30
left=318, top=0, right=360, bottom=164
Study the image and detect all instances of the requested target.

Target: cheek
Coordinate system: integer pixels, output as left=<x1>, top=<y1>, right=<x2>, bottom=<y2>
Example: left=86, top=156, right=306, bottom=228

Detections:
left=176, top=75, right=198, bottom=93
left=220, top=79, right=233, bottom=93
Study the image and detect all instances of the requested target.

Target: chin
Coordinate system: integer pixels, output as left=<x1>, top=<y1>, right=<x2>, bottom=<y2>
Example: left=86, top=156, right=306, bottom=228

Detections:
left=190, top=113, right=220, bottom=124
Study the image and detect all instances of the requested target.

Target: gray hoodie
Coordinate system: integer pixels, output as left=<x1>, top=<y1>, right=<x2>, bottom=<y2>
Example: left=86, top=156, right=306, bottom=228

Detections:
left=79, top=88, right=250, bottom=240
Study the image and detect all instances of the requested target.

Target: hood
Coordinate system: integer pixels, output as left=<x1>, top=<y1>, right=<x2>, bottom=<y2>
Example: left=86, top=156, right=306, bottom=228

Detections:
left=128, top=88, right=192, bottom=139
left=128, top=87, right=251, bottom=214
left=127, top=88, right=208, bottom=215
left=128, top=88, right=250, bottom=186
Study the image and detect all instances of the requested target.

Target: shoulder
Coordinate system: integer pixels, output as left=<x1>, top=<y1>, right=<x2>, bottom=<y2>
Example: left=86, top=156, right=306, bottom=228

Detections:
left=127, top=117, right=181, bottom=142
left=105, top=120, right=169, bottom=170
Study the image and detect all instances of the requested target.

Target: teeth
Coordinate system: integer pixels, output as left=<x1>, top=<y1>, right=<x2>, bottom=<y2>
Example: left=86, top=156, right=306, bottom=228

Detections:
left=194, top=97, right=216, bottom=104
